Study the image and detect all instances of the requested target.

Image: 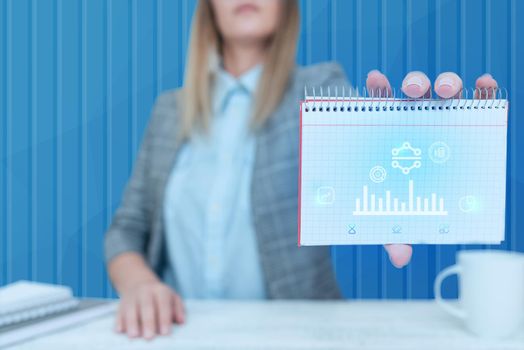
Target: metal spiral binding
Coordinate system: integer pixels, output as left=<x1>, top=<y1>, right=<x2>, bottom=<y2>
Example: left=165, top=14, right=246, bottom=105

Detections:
left=303, top=86, right=508, bottom=112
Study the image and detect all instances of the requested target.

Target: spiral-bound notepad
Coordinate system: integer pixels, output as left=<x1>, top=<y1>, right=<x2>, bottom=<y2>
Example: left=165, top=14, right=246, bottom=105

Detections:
left=298, top=90, right=508, bottom=245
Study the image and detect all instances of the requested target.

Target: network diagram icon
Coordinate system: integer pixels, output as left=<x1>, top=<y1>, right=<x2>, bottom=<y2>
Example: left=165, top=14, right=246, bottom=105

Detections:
left=391, top=142, right=422, bottom=175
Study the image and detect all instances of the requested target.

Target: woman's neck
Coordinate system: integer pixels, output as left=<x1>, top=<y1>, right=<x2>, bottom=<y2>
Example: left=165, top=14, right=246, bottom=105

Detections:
left=222, top=41, right=266, bottom=77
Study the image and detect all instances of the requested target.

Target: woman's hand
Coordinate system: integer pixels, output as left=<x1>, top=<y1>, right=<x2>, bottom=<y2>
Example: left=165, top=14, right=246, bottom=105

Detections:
left=365, top=70, right=499, bottom=269
left=109, top=252, right=185, bottom=339
left=116, top=280, right=185, bottom=339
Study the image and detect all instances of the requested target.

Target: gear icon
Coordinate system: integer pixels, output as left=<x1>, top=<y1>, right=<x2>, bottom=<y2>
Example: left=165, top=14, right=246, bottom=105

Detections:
left=391, top=142, right=422, bottom=175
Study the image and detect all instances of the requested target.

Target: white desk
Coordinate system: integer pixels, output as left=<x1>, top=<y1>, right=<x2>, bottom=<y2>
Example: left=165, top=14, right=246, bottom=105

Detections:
left=9, top=301, right=524, bottom=349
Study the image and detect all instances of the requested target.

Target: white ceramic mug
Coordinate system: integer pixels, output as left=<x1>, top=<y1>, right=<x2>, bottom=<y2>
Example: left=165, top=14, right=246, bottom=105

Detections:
left=434, top=250, right=524, bottom=338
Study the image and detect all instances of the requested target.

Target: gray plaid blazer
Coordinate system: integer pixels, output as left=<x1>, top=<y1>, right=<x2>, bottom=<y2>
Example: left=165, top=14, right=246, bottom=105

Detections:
left=104, top=62, right=348, bottom=299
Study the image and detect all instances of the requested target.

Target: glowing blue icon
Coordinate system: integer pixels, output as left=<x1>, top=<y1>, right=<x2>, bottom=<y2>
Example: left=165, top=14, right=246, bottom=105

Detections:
left=369, top=165, right=387, bottom=183
left=459, top=195, right=479, bottom=213
left=391, top=142, right=422, bottom=175
left=348, top=224, right=357, bottom=234
left=392, top=225, right=402, bottom=234
left=439, top=224, right=450, bottom=234
left=316, top=186, right=335, bottom=205
left=429, top=141, right=450, bottom=164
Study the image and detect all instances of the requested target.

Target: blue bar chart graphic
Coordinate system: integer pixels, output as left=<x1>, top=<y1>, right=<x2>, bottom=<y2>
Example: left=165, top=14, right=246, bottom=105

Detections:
left=353, top=180, right=447, bottom=216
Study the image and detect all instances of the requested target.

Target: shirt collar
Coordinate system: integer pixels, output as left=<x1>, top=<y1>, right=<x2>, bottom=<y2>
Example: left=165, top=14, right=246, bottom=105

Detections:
left=212, top=64, right=263, bottom=113
left=237, top=64, right=263, bottom=95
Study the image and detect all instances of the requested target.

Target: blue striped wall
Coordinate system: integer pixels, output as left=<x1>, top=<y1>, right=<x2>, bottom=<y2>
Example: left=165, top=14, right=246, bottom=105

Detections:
left=0, top=0, right=523, bottom=299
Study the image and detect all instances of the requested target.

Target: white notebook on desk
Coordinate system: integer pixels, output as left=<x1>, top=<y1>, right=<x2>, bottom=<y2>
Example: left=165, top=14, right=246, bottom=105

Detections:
left=298, top=91, right=508, bottom=245
left=0, top=281, right=78, bottom=327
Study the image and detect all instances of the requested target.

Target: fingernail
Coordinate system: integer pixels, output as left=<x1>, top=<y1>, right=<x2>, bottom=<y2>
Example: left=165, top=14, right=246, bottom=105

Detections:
left=481, top=73, right=493, bottom=79
left=143, top=330, right=154, bottom=339
left=128, top=328, right=138, bottom=337
left=368, top=69, right=381, bottom=77
left=161, top=326, right=170, bottom=335
left=437, top=77, right=456, bottom=89
left=404, top=76, right=424, bottom=88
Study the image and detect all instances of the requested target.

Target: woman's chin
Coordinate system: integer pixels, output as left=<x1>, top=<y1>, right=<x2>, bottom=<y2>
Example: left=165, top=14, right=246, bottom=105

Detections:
left=225, top=32, right=273, bottom=46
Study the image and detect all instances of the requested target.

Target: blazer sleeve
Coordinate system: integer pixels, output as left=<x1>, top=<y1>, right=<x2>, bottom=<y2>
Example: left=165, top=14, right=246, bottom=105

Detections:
left=320, top=62, right=352, bottom=91
left=103, top=92, right=175, bottom=265
left=299, top=61, right=352, bottom=95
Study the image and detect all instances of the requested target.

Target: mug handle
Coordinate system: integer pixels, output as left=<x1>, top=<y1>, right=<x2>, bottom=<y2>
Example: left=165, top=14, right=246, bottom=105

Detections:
left=434, top=265, right=466, bottom=319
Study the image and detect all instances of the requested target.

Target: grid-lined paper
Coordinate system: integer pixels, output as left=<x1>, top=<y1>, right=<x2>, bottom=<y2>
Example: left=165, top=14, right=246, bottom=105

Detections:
left=299, top=98, right=508, bottom=245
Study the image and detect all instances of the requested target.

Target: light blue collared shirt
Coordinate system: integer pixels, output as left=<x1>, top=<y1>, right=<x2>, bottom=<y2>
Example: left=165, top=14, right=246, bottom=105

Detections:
left=163, top=65, right=266, bottom=299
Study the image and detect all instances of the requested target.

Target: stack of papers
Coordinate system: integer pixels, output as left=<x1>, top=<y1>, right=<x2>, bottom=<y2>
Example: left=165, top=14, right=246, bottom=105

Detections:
left=0, top=281, right=78, bottom=327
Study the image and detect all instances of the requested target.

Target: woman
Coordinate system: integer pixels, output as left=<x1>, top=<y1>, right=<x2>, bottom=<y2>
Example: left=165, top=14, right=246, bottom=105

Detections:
left=105, top=0, right=498, bottom=339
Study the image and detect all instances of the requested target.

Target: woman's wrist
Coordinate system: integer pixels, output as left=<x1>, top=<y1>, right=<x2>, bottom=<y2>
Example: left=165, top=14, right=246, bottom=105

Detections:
left=109, top=252, right=161, bottom=295
left=118, top=270, right=159, bottom=295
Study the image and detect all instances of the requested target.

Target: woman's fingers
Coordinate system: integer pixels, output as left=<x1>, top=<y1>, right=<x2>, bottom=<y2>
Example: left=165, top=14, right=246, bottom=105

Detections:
left=402, top=71, right=432, bottom=98
left=172, top=293, right=186, bottom=325
left=384, top=244, right=413, bottom=268
left=155, top=287, right=174, bottom=336
left=372, top=70, right=496, bottom=100
left=116, top=282, right=183, bottom=340
left=138, top=292, right=157, bottom=340
left=434, top=72, right=463, bottom=99
left=115, top=305, right=124, bottom=333
left=124, top=300, right=140, bottom=338
left=475, top=73, right=498, bottom=99
left=366, top=70, right=392, bottom=97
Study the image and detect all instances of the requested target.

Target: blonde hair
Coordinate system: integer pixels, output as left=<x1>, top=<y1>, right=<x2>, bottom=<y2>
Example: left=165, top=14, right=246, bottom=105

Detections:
left=180, top=0, right=300, bottom=137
